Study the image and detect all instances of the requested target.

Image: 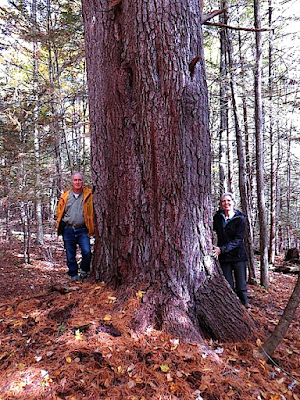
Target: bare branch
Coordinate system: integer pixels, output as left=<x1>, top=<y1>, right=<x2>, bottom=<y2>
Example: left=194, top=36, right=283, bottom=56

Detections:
left=201, top=8, right=226, bottom=24
left=204, top=21, right=272, bottom=32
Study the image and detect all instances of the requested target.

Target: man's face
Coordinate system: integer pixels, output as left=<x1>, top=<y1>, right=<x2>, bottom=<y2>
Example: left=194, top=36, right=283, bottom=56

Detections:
left=72, top=174, right=83, bottom=193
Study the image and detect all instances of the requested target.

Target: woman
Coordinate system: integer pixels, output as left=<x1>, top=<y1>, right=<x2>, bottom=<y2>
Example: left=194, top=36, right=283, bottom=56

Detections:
left=213, top=193, right=248, bottom=307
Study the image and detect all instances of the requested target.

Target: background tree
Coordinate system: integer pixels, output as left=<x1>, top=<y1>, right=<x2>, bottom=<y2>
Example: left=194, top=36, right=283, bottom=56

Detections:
left=0, top=0, right=91, bottom=252
left=223, top=5, right=256, bottom=283
left=206, top=0, right=300, bottom=271
left=218, top=0, right=229, bottom=195
left=32, top=0, right=44, bottom=245
left=254, top=0, right=269, bottom=289
left=261, top=270, right=300, bottom=360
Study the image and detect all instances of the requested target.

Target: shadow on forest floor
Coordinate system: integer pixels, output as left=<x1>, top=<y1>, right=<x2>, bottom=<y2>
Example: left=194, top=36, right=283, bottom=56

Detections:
left=0, top=236, right=299, bottom=400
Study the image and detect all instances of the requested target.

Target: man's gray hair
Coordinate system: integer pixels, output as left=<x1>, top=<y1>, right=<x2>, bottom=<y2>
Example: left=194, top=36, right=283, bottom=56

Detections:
left=71, top=171, right=84, bottom=182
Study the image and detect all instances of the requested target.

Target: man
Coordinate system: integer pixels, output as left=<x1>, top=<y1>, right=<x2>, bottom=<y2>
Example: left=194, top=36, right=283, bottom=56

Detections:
left=56, top=172, right=94, bottom=281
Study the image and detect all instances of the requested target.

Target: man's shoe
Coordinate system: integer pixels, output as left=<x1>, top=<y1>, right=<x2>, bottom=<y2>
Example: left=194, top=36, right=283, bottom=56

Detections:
left=71, top=275, right=79, bottom=282
left=80, top=271, right=89, bottom=280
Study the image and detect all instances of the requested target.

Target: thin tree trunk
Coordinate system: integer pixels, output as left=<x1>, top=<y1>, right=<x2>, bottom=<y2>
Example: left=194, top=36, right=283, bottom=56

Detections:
left=226, top=121, right=233, bottom=193
left=268, top=0, right=276, bottom=264
left=4, top=201, right=11, bottom=242
left=286, top=125, right=292, bottom=248
left=254, top=0, right=269, bottom=289
left=237, top=29, right=256, bottom=282
left=2, top=160, right=11, bottom=242
left=278, top=186, right=284, bottom=254
left=21, top=201, right=31, bottom=264
left=219, top=0, right=229, bottom=195
left=51, top=29, right=73, bottom=171
left=19, top=159, right=30, bottom=264
left=239, top=32, right=253, bottom=200
left=225, top=16, right=256, bottom=283
left=46, top=0, right=62, bottom=198
left=81, top=63, right=88, bottom=175
left=17, top=88, right=31, bottom=263
left=32, top=0, right=44, bottom=245
left=275, top=97, right=282, bottom=255
left=261, top=271, right=300, bottom=360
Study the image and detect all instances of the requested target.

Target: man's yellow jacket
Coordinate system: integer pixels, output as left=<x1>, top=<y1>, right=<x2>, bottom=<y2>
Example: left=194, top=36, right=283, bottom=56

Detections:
left=56, top=187, right=94, bottom=236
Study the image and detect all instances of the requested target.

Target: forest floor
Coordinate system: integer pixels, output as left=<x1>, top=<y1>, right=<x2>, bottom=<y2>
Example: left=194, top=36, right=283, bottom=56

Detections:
left=0, top=236, right=299, bottom=400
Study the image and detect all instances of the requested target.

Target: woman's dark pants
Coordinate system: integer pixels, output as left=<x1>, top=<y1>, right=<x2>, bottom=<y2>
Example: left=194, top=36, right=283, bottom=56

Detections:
left=220, top=261, right=248, bottom=306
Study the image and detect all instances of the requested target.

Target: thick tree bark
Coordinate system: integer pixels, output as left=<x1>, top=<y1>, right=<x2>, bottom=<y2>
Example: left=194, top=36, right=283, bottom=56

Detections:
left=82, top=0, right=254, bottom=342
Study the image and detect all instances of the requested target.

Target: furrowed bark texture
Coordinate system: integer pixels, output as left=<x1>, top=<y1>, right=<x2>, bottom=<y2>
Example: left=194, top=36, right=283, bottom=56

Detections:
left=82, top=0, right=254, bottom=342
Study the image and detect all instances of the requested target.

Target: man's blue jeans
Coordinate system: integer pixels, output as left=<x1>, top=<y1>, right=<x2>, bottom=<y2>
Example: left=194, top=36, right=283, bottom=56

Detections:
left=63, top=226, right=91, bottom=277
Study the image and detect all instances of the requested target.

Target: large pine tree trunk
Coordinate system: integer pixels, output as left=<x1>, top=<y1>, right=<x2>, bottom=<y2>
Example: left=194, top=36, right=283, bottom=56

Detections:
left=82, top=0, right=254, bottom=342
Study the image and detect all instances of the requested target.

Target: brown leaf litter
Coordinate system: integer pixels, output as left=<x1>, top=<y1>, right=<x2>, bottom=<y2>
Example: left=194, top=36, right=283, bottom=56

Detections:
left=0, top=237, right=299, bottom=400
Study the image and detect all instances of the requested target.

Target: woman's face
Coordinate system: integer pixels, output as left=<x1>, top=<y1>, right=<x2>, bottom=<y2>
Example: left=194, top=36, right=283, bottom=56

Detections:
left=221, top=195, right=234, bottom=213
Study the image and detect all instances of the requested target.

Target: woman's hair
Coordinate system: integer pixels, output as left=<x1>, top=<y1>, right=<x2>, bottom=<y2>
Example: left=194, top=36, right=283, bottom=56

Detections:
left=220, top=192, right=235, bottom=208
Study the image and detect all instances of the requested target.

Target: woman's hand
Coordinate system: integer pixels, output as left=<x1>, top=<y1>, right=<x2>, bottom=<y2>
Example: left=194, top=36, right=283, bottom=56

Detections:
left=212, top=246, right=221, bottom=258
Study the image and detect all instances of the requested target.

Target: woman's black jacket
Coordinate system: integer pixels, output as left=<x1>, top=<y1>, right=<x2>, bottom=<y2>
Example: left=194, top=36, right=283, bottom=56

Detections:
left=213, top=209, right=248, bottom=263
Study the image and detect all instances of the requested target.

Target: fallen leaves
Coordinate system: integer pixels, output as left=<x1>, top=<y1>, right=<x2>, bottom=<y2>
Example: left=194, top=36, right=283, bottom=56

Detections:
left=136, top=290, right=145, bottom=299
left=160, top=364, right=170, bottom=372
left=0, top=242, right=300, bottom=400
left=74, top=329, right=83, bottom=341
